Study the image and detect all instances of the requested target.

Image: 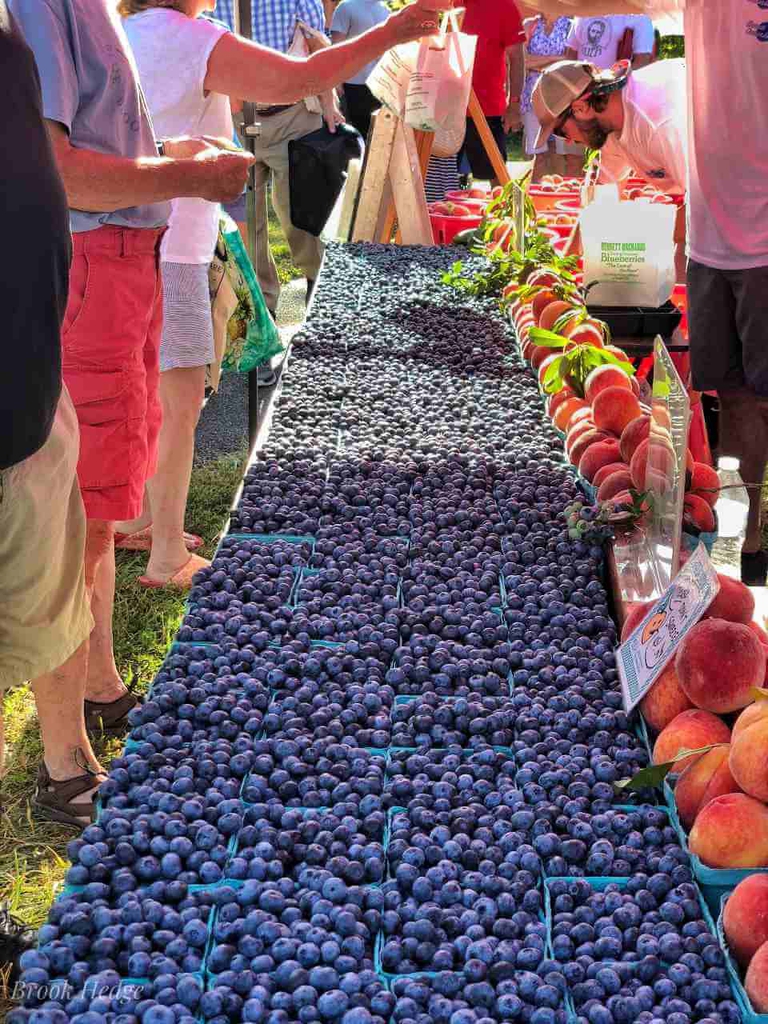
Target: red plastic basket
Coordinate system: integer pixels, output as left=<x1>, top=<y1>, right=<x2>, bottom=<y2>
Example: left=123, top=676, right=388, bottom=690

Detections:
left=429, top=212, right=483, bottom=245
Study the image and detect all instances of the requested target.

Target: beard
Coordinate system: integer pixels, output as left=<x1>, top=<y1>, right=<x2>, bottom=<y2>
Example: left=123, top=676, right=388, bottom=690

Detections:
left=571, top=115, right=609, bottom=149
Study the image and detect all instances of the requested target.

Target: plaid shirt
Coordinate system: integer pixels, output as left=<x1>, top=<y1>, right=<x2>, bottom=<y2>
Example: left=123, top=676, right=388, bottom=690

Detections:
left=214, top=0, right=325, bottom=52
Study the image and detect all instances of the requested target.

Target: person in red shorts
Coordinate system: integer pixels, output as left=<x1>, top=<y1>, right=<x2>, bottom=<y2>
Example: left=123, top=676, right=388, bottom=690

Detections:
left=459, top=0, right=526, bottom=185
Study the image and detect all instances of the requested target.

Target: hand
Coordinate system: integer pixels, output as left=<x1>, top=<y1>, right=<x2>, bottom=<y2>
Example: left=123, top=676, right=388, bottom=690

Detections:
left=389, top=2, right=444, bottom=43
left=191, top=148, right=255, bottom=202
left=162, top=136, right=215, bottom=159
left=503, top=104, right=522, bottom=133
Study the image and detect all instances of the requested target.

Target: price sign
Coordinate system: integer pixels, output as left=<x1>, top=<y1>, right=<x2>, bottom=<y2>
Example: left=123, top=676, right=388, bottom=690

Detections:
left=617, top=543, right=720, bottom=712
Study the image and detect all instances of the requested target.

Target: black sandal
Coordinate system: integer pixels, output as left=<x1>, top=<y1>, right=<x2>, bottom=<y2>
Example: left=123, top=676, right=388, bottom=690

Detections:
left=34, top=757, right=105, bottom=828
left=84, top=691, right=140, bottom=737
left=742, top=550, right=768, bottom=586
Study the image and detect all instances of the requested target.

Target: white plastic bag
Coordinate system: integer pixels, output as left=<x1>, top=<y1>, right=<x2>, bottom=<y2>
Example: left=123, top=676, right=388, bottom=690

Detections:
left=367, top=41, right=420, bottom=118
left=403, top=11, right=477, bottom=154
left=580, top=195, right=677, bottom=308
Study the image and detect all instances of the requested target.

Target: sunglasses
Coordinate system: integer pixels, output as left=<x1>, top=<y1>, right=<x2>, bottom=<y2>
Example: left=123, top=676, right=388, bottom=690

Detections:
left=552, top=106, right=575, bottom=140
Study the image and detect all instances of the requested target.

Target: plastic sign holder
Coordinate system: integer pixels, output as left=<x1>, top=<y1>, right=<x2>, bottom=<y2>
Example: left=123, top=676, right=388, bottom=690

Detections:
left=646, top=335, right=692, bottom=594
left=617, top=542, right=719, bottom=713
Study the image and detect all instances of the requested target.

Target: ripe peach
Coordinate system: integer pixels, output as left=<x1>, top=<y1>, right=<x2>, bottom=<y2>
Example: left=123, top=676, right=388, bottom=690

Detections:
left=605, top=345, right=632, bottom=365
left=676, top=619, right=766, bottom=714
left=620, top=600, right=654, bottom=643
left=538, top=299, right=576, bottom=332
left=653, top=708, right=731, bottom=771
left=683, top=492, right=716, bottom=533
left=732, top=700, right=768, bottom=742
left=567, top=429, right=612, bottom=467
left=750, top=621, right=768, bottom=647
left=640, top=662, right=694, bottom=733
left=592, top=387, right=642, bottom=435
left=531, top=289, right=559, bottom=322
left=730, top=714, right=768, bottom=802
left=630, top=438, right=675, bottom=491
left=546, top=387, right=577, bottom=418
left=565, top=419, right=598, bottom=453
left=724, top=876, right=768, bottom=968
left=553, top=397, right=589, bottom=433
left=675, top=745, right=740, bottom=830
left=619, top=415, right=651, bottom=464
left=689, top=462, right=720, bottom=508
left=689, top=793, right=768, bottom=869
left=569, top=406, right=595, bottom=428
left=584, top=365, right=632, bottom=405
left=578, top=440, right=622, bottom=483
left=703, top=574, right=755, bottom=625
left=597, top=470, right=634, bottom=503
left=592, top=461, right=630, bottom=489
left=746, top=941, right=768, bottom=1012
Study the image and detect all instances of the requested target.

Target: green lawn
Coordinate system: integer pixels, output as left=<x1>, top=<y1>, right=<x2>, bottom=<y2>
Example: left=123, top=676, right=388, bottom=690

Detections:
left=269, top=198, right=302, bottom=284
left=0, top=450, right=246, bottom=1006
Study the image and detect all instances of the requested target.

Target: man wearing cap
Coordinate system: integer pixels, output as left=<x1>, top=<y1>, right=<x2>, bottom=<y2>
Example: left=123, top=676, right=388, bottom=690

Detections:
left=532, top=57, right=687, bottom=276
left=516, top=0, right=768, bottom=584
left=531, top=57, right=686, bottom=194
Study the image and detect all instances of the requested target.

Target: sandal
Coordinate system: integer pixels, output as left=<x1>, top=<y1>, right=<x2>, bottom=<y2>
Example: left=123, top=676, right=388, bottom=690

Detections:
left=84, top=691, right=140, bottom=737
left=114, top=526, right=204, bottom=552
left=742, top=550, right=768, bottom=586
left=138, top=553, right=210, bottom=591
left=34, top=757, right=105, bottom=828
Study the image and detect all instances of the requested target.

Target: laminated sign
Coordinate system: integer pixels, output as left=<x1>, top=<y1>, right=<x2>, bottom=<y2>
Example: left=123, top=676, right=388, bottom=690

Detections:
left=617, top=543, right=720, bottom=713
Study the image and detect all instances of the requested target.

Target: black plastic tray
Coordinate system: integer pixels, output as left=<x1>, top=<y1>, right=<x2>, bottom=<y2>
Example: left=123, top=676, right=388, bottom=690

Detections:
left=586, top=300, right=682, bottom=338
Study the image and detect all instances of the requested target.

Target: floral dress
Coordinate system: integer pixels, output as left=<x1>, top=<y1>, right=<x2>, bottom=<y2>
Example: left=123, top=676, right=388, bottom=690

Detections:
left=521, top=16, right=573, bottom=114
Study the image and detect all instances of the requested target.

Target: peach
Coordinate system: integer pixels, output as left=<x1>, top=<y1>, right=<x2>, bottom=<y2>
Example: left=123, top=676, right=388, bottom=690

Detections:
left=531, top=289, right=558, bottom=321
left=620, top=600, right=654, bottom=643
left=597, top=470, right=634, bottom=503
left=629, top=438, right=670, bottom=491
left=683, top=492, right=717, bottom=533
left=689, top=462, right=720, bottom=508
left=578, top=440, right=622, bottom=483
left=546, top=387, right=576, bottom=418
left=732, top=700, right=768, bottom=742
left=584, top=365, right=632, bottom=405
left=723, top=876, right=768, bottom=968
left=553, top=397, right=589, bottom=432
left=674, top=745, right=740, bottom=830
left=653, top=708, right=731, bottom=771
left=592, top=387, right=642, bottom=435
left=689, top=793, right=768, bottom=869
left=730, top=714, right=768, bottom=802
left=746, top=941, right=768, bottom=1012
left=593, top=461, right=630, bottom=489
left=531, top=344, right=556, bottom=371
left=538, top=299, right=576, bottom=332
left=640, top=662, right=694, bottom=733
left=703, top=574, right=755, bottom=625
left=750, top=621, right=768, bottom=647
left=566, top=419, right=598, bottom=452
left=676, top=619, right=766, bottom=713
left=567, top=429, right=612, bottom=467
left=619, top=415, right=651, bottom=464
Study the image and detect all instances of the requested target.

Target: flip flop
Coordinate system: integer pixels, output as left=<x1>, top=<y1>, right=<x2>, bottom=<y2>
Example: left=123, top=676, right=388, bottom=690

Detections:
left=138, top=553, right=210, bottom=591
left=114, top=526, right=204, bottom=552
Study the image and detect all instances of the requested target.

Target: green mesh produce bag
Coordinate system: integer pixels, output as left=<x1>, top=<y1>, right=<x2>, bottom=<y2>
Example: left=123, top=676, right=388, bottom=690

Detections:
left=210, top=213, right=283, bottom=376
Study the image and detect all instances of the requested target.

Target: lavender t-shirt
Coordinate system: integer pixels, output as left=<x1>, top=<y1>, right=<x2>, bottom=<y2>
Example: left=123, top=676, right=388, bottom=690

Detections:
left=8, top=0, right=170, bottom=232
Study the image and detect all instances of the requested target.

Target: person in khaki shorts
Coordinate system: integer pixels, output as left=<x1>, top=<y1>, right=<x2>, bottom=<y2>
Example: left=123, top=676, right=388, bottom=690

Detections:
left=0, top=4, right=104, bottom=827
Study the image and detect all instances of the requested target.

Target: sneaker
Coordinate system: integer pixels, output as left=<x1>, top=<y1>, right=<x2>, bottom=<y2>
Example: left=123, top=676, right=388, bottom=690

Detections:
left=0, top=903, right=35, bottom=987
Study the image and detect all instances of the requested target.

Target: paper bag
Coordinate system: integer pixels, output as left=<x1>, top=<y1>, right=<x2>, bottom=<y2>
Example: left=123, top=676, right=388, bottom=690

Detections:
left=580, top=197, right=677, bottom=308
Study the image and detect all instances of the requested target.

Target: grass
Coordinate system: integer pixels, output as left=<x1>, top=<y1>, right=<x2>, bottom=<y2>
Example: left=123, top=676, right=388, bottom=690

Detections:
left=268, top=197, right=302, bottom=284
left=0, top=448, right=247, bottom=993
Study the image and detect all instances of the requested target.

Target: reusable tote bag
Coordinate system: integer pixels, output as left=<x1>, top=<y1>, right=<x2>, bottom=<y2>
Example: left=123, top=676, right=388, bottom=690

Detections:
left=207, top=214, right=283, bottom=389
left=404, top=11, right=477, bottom=156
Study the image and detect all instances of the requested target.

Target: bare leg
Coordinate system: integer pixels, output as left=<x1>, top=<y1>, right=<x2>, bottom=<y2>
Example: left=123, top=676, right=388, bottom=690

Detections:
left=83, top=520, right=127, bottom=703
left=114, top=492, right=151, bottom=537
left=718, top=388, right=768, bottom=553
left=31, top=640, right=104, bottom=794
left=142, top=366, right=207, bottom=583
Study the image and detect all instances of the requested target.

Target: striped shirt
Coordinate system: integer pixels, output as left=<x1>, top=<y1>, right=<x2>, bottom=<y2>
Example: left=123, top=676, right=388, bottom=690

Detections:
left=213, top=0, right=325, bottom=51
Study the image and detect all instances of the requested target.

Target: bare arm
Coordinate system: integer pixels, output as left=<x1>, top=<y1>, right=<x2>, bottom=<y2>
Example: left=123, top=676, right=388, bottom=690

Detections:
left=330, top=30, right=348, bottom=43
left=564, top=45, right=578, bottom=60
left=204, top=5, right=440, bottom=102
left=45, top=121, right=253, bottom=211
left=632, top=51, right=654, bottom=68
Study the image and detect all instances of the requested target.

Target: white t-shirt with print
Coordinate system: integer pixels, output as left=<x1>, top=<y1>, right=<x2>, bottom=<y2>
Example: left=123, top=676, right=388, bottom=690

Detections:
left=599, top=59, right=687, bottom=195
left=566, top=15, right=655, bottom=67
left=124, top=9, right=232, bottom=265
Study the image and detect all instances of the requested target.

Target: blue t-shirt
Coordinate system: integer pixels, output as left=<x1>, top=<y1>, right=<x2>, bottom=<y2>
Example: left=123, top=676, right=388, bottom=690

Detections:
left=9, top=0, right=170, bottom=232
left=331, top=0, right=390, bottom=85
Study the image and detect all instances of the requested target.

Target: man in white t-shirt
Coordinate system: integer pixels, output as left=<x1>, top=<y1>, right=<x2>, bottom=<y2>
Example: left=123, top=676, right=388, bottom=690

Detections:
left=331, top=0, right=390, bottom=140
left=515, top=0, right=768, bottom=583
left=565, top=14, right=655, bottom=68
left=532, top=58, right=686, bottom=192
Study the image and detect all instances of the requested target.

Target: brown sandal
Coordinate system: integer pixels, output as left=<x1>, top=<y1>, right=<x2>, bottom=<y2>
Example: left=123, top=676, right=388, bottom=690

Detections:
left=34, top=758, right=105, bottom=828
left=84, top=691, right=140, bottom=737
